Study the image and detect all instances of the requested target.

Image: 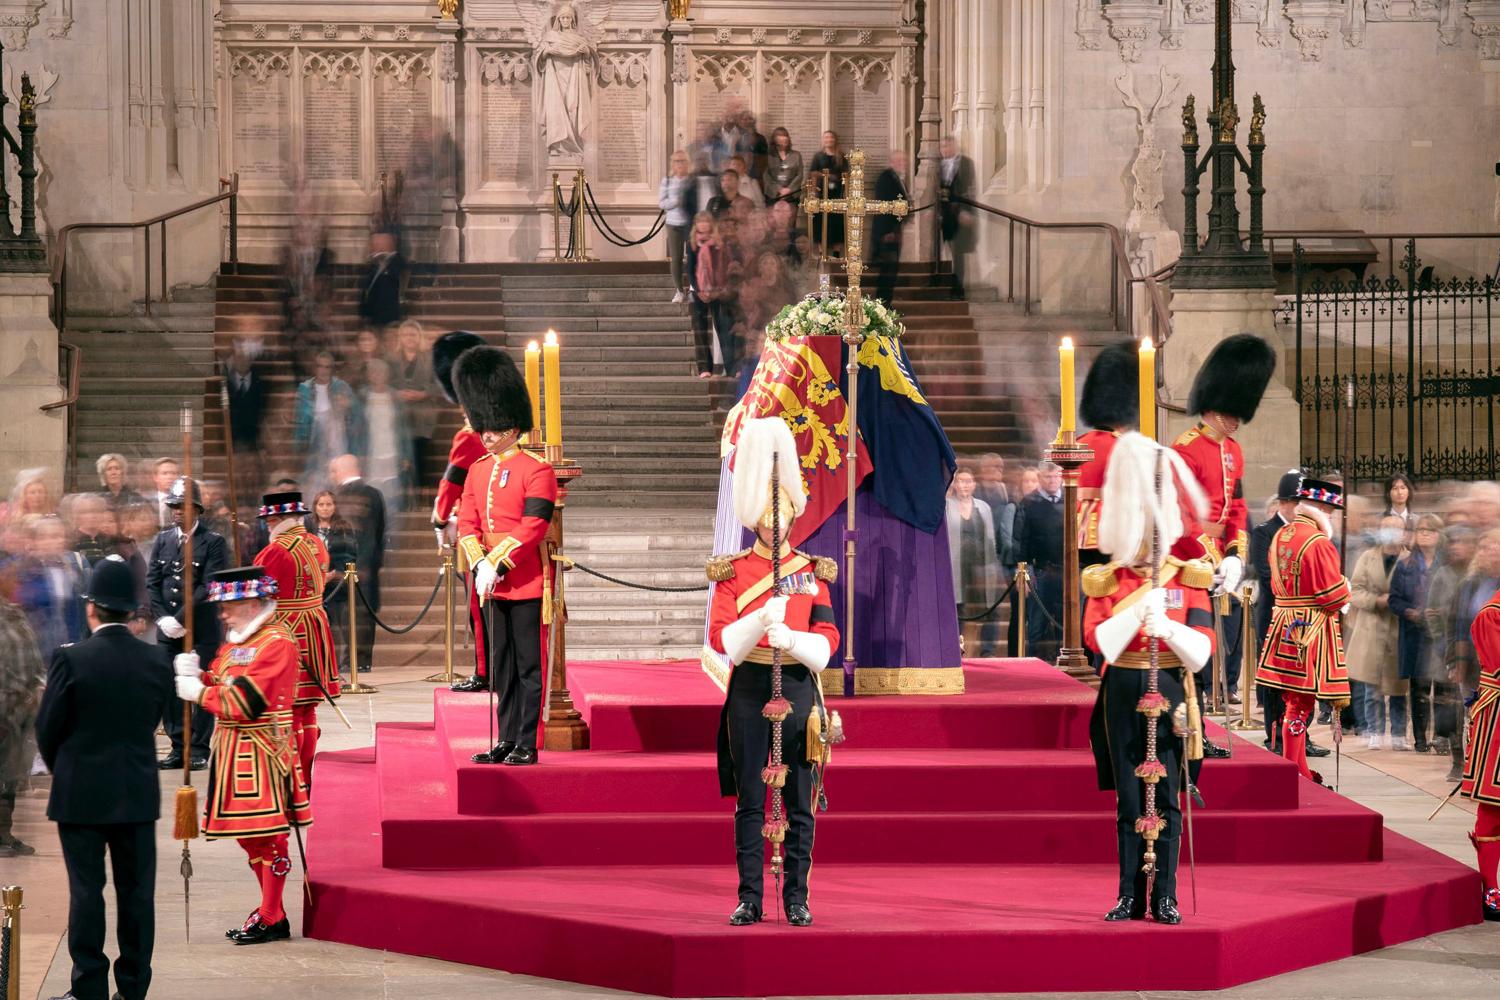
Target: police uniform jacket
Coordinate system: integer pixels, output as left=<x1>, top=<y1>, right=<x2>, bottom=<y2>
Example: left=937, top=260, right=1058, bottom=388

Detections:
left=145, top=522, right=231, bottom=648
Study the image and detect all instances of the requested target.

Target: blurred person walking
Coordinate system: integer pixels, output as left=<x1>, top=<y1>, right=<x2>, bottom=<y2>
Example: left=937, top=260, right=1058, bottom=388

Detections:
left=308, top=490, right=358, bottom=678
left=1389, top=514, right=1446, bottom=753
left=15, top=515, right=88, bottom=659
left=0, top=591, right=43, bottom=857
left=143, top=458, right=179, bottom=529
left=937, top=135, right=974, bottom=297
left=807, top=131, right=847, bottom=256
left=295, top=352, right=361, bottom=496
left=391, top=321, right=437, bottom=508
left=358, top=230, right=407, bottom=329
left=1428, top=525, right=1477, bottom=780
left=660, top=150, right=698, bottom=304
left=358, top=357, right=413, bottom=515
left=871, top=150, right=910, bottom=307
left=1012, top=462, right=1066, bottom=662
left=763, top=128, right=803, bottom=207
left=946, top=468, right=1000, bottom=655
left=95, top=453, right=143, bottom=512
left=1347, top=514, right=1409, bottom=749
left=224, top=341, right=270, bottom=510
left=331, top=455, right=387, bottom=674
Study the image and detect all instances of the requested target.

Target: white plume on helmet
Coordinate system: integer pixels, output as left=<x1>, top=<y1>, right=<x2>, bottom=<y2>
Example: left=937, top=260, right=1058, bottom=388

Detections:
left=732, top=417, right=807, bottom=532
left=1097, top=431, right=1209, bottom=562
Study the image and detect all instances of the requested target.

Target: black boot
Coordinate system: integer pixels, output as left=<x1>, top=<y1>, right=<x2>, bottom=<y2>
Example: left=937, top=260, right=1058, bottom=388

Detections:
left=729, top=901, right=762, bottom=925
left=1202, top=739, right=1231, bottom=759
left=1104, top=896, right=1142, bottom=921
left=233, top=915, right=291, bottom=945
left=470, top=741, right=515, bottom=764
left=502, top=746, right=539, bottom=766
left=158, top=751, right=184, bottom=770
left=451, top=674, right=489, bottom=693
left=786, top=903, right=813, bottom=926
left=1153, top=897, right=1183, bottom=924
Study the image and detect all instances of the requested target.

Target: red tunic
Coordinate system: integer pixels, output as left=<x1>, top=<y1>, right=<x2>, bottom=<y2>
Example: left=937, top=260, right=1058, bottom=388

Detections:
left=1254, top=515, right=1352, bottom=699
left=433, top=424, right=488, bottom=526
left=456, top=444, right=559, bottom=602
left=707, top=543, right=841, bottom=673
left=1171, top=422, right=1249, bottom=563
left=1463, top=593, right=1500, bottom=805
left=254, top=524, right=339, bottom=706
left=1082, top=560, right=1216, bottom=673
left=1076, top=429, right=1119, bottom=552
left=197, top=619, right=313, bottom=839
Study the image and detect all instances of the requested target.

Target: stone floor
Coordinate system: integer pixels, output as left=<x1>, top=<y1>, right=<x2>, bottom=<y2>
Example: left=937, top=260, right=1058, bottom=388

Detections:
left=6, top=670, right=1496, bottom=1000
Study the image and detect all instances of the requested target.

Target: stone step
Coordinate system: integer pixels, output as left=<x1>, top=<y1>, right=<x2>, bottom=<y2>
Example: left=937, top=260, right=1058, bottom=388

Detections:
left=503, top=318, right=694, bottom=334
left=502, top=274, right=678, bottom=289
left=502, top=302, right=697, bottom=319
left=65, top=315, right=217, bottom=333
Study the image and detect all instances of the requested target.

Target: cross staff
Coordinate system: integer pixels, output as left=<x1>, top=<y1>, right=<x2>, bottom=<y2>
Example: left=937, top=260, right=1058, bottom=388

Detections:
left=801, top=149, right=908, bottom=677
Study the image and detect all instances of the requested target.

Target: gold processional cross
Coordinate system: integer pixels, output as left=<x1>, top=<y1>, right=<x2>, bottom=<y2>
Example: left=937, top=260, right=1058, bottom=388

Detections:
left=799, top=148, right=908, bottom=675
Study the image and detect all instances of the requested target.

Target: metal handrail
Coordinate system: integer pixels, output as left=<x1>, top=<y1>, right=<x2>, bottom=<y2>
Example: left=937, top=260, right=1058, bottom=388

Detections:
left=1260, top=229, right=1500, bottom=284
left=50, top=172, right=239, bottom=329
left=39, top=340, right=80, bottom=491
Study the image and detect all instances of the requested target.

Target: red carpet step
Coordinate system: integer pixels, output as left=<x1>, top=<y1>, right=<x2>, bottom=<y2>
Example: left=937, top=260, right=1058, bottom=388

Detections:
left=304, top=659, right=1481, bottom=995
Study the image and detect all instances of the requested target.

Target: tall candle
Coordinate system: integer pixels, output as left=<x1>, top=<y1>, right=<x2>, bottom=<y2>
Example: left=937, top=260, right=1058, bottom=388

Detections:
left=524, top=340, right=542, bottom=437
left=1058, top=337, right=1076, bottom=435
left=1139, top=337, right=1156, bottom=441
left=543, top=329, right=563, bottom=448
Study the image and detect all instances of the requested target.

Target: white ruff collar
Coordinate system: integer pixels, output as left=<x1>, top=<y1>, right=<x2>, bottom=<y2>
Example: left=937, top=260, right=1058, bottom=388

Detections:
left=228, top=600, right=278, bottom=644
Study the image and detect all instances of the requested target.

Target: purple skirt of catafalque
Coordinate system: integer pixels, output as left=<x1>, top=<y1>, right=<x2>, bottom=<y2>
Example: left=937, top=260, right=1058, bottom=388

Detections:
left=704, top=460, right=962, bottom=696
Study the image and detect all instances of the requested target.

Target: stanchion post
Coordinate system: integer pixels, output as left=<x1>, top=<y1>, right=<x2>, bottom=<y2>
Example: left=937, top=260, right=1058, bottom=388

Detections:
left=2, top=884, right=21, bottom=1000
left=1234, top=583, right=1259, bottom=729
left=423, top=548, right=458, bottom=685
left=344, top=561, right=378, bottom=694
left=1016, top=562, right=1029, bottom=660
left=551, top=172, right=562, bottom=262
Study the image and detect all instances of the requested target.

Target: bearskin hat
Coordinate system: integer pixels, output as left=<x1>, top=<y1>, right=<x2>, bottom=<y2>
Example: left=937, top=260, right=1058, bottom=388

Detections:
left=1080, top=340, right=1141, bottom=432
left=1187, top=333, right=1277, bottom=422
left=453, top=345, right=534, bottom=435
left=432, top=330, right=487, bottom=405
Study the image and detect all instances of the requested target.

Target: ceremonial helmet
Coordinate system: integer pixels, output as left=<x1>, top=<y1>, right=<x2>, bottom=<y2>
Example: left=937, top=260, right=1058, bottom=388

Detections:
left=732, top=417, right=806, bottom=535
left=1187, top=333, right=1277, bottom=422
left=164, top=476, right=204, bottom=511
left=432, top=330, right=486, bottom=405
left=83, top=555, right=140, bottom=613
left=206, top=566, right=279, bottom=604
left=1079, top=340, right=1140, bottom=432
left=1097, top=431, right=1208, bottom=562
left=453, top=345, right=534, bottom=436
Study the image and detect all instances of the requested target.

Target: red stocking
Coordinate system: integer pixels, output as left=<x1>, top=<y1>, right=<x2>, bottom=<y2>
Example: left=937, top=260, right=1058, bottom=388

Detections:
left=293, top=703, right=320, bottom=788
left=1281, top=692, right=1316, bottom=780
left=470, top=585, right=487, bottom=678
left=1475, top=803, right=1500, bottom=908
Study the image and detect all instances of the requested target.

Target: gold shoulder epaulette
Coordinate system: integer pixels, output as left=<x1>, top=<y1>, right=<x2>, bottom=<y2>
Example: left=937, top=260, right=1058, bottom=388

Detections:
left=812, top=556, right=838, bottom=582
left=1081, top=562, right=1120, bottom=598
left=706, top=550, right=748, bottom=582
left=1172, top=426, right=1200, bottom=447
left=1172, top=557, right=1216, bottom=591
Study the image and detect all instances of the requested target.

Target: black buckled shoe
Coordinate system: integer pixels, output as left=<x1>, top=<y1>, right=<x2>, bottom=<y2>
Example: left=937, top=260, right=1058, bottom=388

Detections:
left=729, top=901, right=763, bottom=925
left=1202, top=740, right=1231, bottom=759
left=451, top=674, right=489, bottom=693
left=1104, top=895, right=1143, bottom=921
left=1483, top=888, right=1500, bottom=922
left=227, top=910, right=261, bottom=939
left=503, top=746, right=539, bottom=766
left=787, top=903, right=813, bottom=926
left=1152, top=897, right=1183, bottom=924
left=470, top=741, right=515, bottom=764
left=1308, top=770, right=1326, bottom=786
left=1307, top=740, right=1331, bottom=758
left=233, top=914, right=291, bottom=945
left=190, top=756, right=209, bottom=771
left=158, top=751, right=183, bottom=770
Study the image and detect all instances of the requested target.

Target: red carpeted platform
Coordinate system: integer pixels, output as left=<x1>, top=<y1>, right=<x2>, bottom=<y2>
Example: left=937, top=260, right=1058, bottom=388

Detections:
left=304, top=659, right=1481, bottom=995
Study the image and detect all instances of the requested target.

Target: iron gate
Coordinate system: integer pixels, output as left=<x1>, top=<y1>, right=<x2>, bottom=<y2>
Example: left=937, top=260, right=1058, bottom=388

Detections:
left=1283, top=240, right=1499, bottom=483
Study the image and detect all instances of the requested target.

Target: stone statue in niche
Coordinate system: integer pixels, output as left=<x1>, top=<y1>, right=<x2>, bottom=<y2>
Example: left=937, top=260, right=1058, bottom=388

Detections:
left=515, top=0, right=611, bottom=159
left=1114, top=66, right=1183, bottom=273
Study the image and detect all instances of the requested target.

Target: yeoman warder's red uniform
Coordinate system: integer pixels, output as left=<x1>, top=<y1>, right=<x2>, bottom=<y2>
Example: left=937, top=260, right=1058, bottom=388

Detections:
left=1461, top=590, right=1500, bottom=921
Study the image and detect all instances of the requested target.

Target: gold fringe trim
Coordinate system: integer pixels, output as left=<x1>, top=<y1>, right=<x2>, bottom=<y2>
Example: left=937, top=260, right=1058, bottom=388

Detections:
left=853, top=666, right=966, bottom=696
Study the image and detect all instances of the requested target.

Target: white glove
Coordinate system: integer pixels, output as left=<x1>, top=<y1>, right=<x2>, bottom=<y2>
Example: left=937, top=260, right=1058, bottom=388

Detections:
left=474, top=561, right=498, bottom=601
left=175, top=674, right=205, bottom=703
left=1141, top=607, right=1174, bottom=640
left=765, top=622, right=794, bottom=650
left=433, top=526, right=447, bottom=551
left=783, top=630, right=833, bottom=673
left=1339, top=603, right=1351, bottom=616
left=1215, top=555, right=1244, bottom=595
left=720, top=613, right=767, bottom=663
left=173, top=651, right=200, bottom=678
left=1134, top=588, right=1167, bottom=624
left=757, top=595, right=789, bottom=629
left=157, top=616, right=186, bottom=640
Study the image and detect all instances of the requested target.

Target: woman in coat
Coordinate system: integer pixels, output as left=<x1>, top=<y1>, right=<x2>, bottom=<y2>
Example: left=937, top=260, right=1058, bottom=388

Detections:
left=946, top=468, right=999, bottom=655
left=1346, top=513, right=1409, bottom=749
left=1388, top=514, right=1445, bottom=753
left=307, top=490, right=358, bottom=678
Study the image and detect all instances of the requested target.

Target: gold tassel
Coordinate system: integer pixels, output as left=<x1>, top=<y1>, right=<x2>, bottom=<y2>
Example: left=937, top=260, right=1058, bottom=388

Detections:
left=173, top=784, right=199, bottom=841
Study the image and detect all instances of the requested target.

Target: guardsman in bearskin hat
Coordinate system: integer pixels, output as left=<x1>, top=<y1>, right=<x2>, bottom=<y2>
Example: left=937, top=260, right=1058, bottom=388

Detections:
left=253, top=490, right=339, bottom=785
left=1253, top=476, right=1352, bottom=785
left=147, top=476, right=231, bottom=771
left=707, top=418, right=840, bottom=928
left=172, top=567, right=312, bottom=945
left=431, top=331, right=495, bottom=694
left=1456, top=578, right=1500, bottom=921
left=1172, top=333, right=1277, bottom=757
left=454, top=346, right=558, bottom=766
left=1077, top=340, right=1140, bottom=569
left=1083, top=431, right=1214, bottom=925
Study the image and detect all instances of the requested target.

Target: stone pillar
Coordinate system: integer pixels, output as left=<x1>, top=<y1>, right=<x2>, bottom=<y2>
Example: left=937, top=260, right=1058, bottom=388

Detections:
left=668, top=19, right=692, bottom=151
left=0, top=274, right=67, bottom=492
left=1163, top=289, right=1297, bottom=504
left=909, top=0, right=938, bottom=264
left=435, top=22, right=463, bottom=263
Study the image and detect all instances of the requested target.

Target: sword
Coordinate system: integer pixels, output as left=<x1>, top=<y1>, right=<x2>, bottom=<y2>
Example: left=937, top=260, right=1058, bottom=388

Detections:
left=1332, top=699, right=1343, bottom=792
left=309, top=672, right=353, bottom=730
left=1427, top=782, right=1464, bottom=821
left=1181, top=741, right=1198, bottom=915
left=1209, top=592, right=1232, bottom=757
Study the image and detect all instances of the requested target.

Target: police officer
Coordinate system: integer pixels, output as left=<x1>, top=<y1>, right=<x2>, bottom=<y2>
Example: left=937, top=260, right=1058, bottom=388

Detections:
left=36, top=557, right=174, bottom=1000
left=146, top=477, right=230, bottom=770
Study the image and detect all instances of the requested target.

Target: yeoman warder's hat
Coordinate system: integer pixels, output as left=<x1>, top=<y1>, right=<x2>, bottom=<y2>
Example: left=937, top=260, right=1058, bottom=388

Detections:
left=206, top=567, right=280, bottom=603
left=1295, top=477, right=1344, bottom=510
left=258, top=491, right=308, bottom=519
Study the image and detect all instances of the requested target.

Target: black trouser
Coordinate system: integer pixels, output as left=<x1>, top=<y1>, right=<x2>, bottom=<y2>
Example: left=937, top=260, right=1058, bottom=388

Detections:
left=57, top=821, right=156, bottom=1000
left=161, top=637, right=215, bottom=758
left=0, top=780, right=16, bottom=843
left=353, top=578, right=379, bottom=672
left=728, top=662, right=815, bottom=909
left=488, top=597, right=544, bottom=749
left=1101, top=666, right=1184, bottom=901
left=875, top=238, right=900, bottom=305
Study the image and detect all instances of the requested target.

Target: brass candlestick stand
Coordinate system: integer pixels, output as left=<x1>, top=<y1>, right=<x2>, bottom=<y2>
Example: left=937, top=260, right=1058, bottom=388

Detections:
left=542, top=456, right=588, bottom=750
left=1044, top=430, right=1096, bottom=685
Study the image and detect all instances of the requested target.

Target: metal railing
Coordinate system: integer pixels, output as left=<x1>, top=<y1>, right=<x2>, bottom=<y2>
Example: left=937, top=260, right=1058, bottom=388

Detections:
left=50, top=172, right=239, bottom=330
left=39, top=340, right=81, bottom=491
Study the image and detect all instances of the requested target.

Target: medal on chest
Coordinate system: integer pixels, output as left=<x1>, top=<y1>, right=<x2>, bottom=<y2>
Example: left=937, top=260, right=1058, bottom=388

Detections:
left=500, top=468, right=510, bottom=489
left=1164, top=588, right=1184, bottom=610
left=782, top=571, right=818, bottom=597
left=229, top=646, right=257, bottom=666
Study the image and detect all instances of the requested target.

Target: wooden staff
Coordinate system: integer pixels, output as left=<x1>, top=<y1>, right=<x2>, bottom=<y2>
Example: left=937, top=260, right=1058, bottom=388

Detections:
left=172, top=402, right=200, bottom=940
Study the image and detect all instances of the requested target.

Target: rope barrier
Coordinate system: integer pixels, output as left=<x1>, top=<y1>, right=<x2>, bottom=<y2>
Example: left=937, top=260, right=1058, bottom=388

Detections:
left=321, top=573, right=347, bottom=603
left=562, top=557, right=710, bottom=593
left=356, top=570, right=444, bottom=635
left=582, top=183, right=666, bottom=247
left=956, top=574, right=1018, bottom=622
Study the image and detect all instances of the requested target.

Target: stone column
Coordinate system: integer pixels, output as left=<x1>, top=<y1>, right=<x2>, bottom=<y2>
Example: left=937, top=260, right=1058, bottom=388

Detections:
left=1164, top=289, right=1298, bottom=503
left=0, top=274, right=67, bottom=493
left=435, top=22, right=462, bottom=262
left=668, top=18, right=692, bottom=151
left=907, top=6, right=936, bottom=263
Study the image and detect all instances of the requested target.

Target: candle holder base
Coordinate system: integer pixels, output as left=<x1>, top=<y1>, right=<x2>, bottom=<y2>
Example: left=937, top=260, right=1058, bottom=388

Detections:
left=1056, top=648, right=1098, bottom=688
left=1045, top=432, right=1096, bottom=690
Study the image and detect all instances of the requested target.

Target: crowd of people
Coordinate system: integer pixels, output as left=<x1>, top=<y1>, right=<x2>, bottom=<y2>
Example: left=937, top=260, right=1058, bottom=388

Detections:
left=660, top=105, right=915, bottom=386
